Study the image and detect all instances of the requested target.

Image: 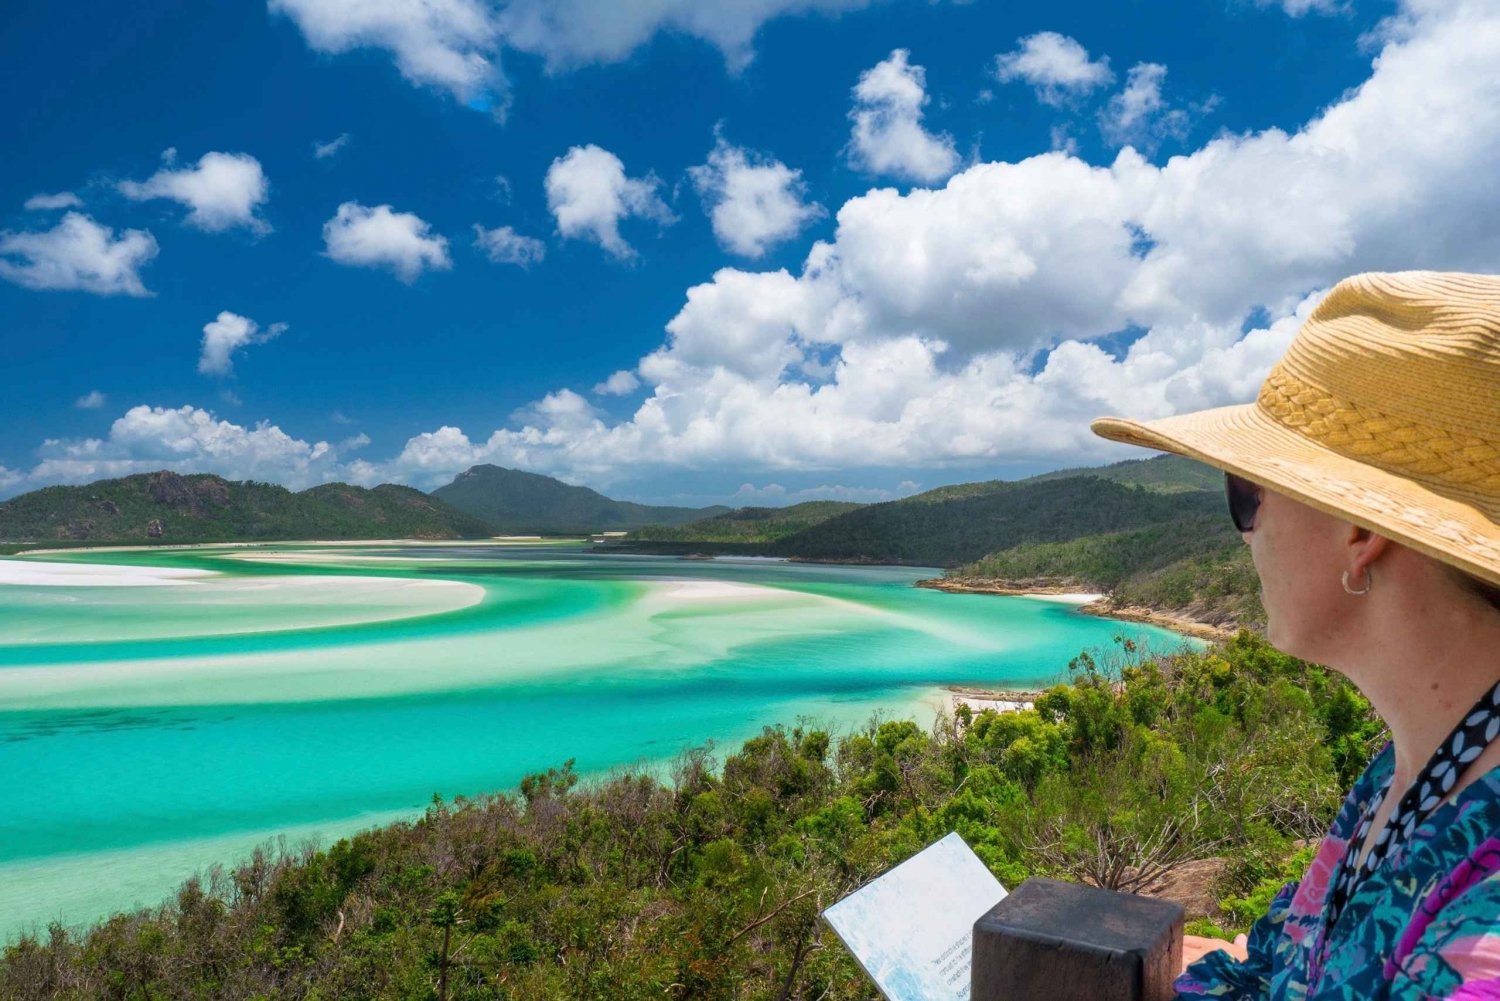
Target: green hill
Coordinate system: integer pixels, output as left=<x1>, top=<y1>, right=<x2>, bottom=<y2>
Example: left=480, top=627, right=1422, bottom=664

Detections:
left=956, top=515, right=1240, bottom=586
left=621, top=455, right=1227, bottom=564
left=628, top=500, right=863, bottom=544
left=432, top=464, right=728, bottom=534
left=1023, top=454, right=1225, bottom=493
left=770, top=476, right=1223, bottom=565
left=617, top=477, right=1222, bottom=564
left=0, top=471, right=494, bottom=544
left=953, top=517, right=1262, bottom=629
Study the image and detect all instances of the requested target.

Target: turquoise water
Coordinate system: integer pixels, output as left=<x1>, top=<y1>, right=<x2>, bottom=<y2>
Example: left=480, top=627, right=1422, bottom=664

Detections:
left=0, top=542, right=1194, bottom=940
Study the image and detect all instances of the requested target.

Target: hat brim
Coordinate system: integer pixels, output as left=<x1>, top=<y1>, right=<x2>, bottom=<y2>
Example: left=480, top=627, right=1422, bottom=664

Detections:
left=1091, top=405, right=1500, bottom=588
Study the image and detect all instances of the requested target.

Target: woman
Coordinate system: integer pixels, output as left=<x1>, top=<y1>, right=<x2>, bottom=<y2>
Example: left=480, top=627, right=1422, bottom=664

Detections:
left=1090, top=271, right=1500, bottom=997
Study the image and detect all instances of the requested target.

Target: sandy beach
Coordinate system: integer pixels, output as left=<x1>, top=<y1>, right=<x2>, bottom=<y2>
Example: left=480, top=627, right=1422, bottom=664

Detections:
left=945, top=685, right=1043, bottom=715
left=1074, top=600, right=1237, bottom=642
left=915, top=576, right=1236, bottom=641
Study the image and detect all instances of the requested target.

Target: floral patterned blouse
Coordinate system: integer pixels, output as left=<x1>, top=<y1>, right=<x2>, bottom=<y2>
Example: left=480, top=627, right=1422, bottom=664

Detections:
left=1176, top=740, right=1500, bottom=999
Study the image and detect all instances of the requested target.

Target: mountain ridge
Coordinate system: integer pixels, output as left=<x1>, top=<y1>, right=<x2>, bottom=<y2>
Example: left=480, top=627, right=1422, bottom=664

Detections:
left=431, top=463, right=728, bottom=534
left=0, top=471, right=493, bottom=544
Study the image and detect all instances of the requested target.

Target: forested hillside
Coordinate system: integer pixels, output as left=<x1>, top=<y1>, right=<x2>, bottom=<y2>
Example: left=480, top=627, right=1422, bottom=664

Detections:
left=1023, top=454, right=1224, bottom=493
left=952, top=518, right=1262, bottom=629
left=0, top=472, right=493, bottom=544
left=773, top=477, right=1222, bottom=565
left=433, top=465, right=727, bottom=534
left=0, top=633, right=1383, bottom=1000
left=620, top=475, right=1224, bottom=566
left=620, top=455, right=1227, bottom=563
left=628, top=501, right=862, bottom=544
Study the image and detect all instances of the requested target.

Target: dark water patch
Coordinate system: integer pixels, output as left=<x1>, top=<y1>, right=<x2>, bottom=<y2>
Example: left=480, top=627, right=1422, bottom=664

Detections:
left=0, top=708, right=209, bottom=743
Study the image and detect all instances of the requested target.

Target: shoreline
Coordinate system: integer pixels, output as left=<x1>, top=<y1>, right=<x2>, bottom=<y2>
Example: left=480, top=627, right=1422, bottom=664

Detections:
left=915, top=576, right=1238, bottom=642
left=943, top=684, right=1045, bottom=716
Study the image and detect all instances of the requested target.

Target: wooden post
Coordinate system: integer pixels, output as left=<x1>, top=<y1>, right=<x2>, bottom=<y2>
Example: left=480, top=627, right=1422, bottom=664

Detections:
left=972, top=877, right=1184, bottom=1000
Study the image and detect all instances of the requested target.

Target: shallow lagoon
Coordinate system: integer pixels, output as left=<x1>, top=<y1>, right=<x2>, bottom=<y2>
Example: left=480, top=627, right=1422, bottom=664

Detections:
left=0, top=542, right=1193, bottom=940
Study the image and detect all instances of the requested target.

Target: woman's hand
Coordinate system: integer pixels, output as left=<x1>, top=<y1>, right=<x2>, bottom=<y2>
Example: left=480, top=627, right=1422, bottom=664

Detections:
left=1181, top=933, right=1250, bottom=972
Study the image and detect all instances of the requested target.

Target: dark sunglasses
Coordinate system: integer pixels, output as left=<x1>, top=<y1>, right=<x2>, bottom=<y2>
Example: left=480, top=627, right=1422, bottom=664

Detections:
left=1225, top=472, right=1263, bottom=533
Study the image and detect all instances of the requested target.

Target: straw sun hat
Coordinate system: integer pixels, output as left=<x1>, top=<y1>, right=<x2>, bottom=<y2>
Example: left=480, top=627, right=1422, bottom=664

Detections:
left=1091, top=271, right=1500, bottom=588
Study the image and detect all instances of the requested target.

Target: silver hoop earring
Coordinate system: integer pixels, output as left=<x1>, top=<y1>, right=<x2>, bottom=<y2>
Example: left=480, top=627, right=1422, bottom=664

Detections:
left=1342, top=567, right=1372, bottom=596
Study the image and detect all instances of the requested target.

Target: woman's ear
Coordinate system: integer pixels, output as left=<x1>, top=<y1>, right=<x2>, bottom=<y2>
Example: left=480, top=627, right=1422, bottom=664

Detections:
left=1346, top=524, right=1392, bottom=575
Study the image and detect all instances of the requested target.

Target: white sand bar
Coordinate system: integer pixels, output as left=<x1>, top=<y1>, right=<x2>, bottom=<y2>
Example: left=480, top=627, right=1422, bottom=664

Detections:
left=654, top=579, right=787, bottom=602
left=0, top=559, right=215, bottom=587
left=0, top=560, right=486, bottom=645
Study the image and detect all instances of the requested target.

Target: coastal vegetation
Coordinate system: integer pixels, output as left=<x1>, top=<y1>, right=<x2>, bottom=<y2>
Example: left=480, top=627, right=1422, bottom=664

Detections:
left=2, top=632, right=1382, bottom=1000
left=951, top=519, right=1260, bottom=630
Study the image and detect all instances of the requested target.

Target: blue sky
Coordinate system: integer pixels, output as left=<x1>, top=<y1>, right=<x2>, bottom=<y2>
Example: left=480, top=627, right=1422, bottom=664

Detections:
left=5, top=0, right=1495, bottom=506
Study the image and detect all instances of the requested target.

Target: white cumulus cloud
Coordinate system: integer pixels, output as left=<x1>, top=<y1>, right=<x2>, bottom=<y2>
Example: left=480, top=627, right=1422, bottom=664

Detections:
left=75, top=390, right=107, bottom=409
left=7, top=0, right=1495, bottom=502
left=594, top=370, right=641, bottom=395
left=497, top=0, right=875, bottom=72
left=994, top=32, right=1114, bottom=105
left=1263, top=0, right=1344, bottom=14
left=322, top=202, right=452, bottom=281
left=119, top=151, right=271, bottom=234
left=271, top=0, right=878, bottom=112
left=12, top=405, right=351, bottom=495
left=24, top=192, right=83, bottom=211
left=313, top=133, right=351, bottom=159
left=199, top=311, right=288, bottom=377
left=346, top=0, right=1500, bottom=489
left=689, top=135, right=823, bottom=258
left=269, top=0, right=503, bottom=107
left=1099, top=63, right=1189, bottom=150
left=473, top=224, right=546, bottom=267
left=0, top=213, right=159, bottom=296
left=545, top=145, right=674, bottom=260
left=846, top=49, right=959, bottom=183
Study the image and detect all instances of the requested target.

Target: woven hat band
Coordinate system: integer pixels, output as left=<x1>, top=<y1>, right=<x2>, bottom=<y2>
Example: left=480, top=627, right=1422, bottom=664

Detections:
left=1257, top=367, right=1500, bottom=522
left=1283, top=274, right=1500, bottom=439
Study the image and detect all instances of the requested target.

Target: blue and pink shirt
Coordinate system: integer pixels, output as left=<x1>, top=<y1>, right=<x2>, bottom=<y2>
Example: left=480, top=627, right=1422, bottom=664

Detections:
left=1177, top=741, right=1500, bottom=998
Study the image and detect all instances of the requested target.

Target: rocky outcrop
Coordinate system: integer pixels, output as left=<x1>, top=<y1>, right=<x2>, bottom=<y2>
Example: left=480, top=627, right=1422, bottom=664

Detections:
left=145, top=472, right=231, bottom=516
left=1133, top=857, right=1230, bottom=919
